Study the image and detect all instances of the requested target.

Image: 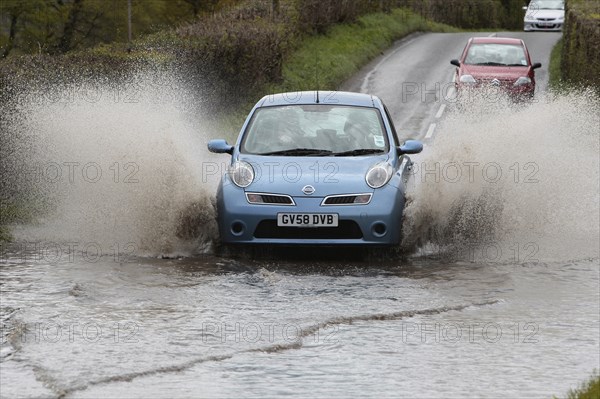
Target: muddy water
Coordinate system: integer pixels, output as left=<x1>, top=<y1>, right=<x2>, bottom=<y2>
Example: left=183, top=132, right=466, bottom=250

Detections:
left=1, top=251, right=598, bottom=398
left=1, top=71, right=599, bottom=397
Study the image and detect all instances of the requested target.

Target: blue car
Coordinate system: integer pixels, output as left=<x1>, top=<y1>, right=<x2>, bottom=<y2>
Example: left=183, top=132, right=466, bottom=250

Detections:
left=207, top=91, right=423, bottom=246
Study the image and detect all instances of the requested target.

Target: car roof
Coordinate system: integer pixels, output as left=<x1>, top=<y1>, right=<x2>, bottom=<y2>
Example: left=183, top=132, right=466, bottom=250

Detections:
left=256, top=91, right=377, bottom=108
left=469, top=37, right=524, bottom=46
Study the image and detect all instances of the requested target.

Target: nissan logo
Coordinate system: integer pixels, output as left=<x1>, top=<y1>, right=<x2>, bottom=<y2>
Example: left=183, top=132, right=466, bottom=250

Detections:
left=302, top=185, right=315, bottom=195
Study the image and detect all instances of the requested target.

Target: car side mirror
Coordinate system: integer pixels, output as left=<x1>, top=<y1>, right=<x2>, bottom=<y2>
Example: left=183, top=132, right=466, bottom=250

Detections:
left=532, top=62, right=542, bottom=69
left=208, top=139, right=234, bottom=154
left=398, top=140, right=423, bottom=155
left=450, top=59, right=460, bottom=67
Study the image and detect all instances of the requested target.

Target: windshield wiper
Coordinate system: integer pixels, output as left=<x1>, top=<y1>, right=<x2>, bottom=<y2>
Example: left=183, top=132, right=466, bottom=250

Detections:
left=333, top=149, right=385, bottom=157
left=475, top=62, right=507, bottom=66
left=258, top=148, right=333, bottom=156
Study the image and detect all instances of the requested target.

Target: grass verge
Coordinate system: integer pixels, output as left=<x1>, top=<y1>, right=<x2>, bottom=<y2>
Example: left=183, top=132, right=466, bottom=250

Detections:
left=548, top=37, right=564, bottom=91
left=272, top=8, right=458, bottom=93
left=561, top=371, right=600, bottom=399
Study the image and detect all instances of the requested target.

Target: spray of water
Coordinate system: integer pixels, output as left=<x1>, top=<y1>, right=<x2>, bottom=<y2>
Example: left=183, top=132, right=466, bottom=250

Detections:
left=402, top=91, right=600, bottom=263
left=3, top=70, right=223, bottom=256
left=3, top=68, right=598, bottom=262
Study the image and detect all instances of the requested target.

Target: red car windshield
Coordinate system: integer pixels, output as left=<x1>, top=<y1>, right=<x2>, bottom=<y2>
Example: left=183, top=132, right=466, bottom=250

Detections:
left=465, top=43, right=527, bottom=66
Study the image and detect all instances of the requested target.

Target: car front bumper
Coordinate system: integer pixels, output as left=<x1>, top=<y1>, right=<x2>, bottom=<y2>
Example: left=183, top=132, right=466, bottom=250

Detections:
left=524, top=21, right=563, bottom=31
left=455, top=82, right=535, bottom=100
left=215, top=182, right=406, bottom=246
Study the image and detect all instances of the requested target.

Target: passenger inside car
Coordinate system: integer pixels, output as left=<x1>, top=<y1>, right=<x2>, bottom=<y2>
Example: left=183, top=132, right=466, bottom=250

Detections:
left=343, top=115, right=376, bottom=150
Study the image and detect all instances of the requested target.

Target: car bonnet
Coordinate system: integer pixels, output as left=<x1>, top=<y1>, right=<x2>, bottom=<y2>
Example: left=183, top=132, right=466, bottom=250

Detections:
left=527, top=9, right=563, bottom=19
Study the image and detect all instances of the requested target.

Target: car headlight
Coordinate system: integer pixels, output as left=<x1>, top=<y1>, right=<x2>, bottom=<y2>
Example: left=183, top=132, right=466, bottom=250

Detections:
left=459, top=74, right=477, bottom=84
left=365, top=162, right=393, bottom=189
left=229, top=161, right=254, bottom=188
left=514, top=76, right=532, bottom=86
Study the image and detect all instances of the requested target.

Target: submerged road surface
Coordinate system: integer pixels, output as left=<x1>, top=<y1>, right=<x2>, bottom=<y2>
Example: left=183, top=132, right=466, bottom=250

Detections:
left=2, top=32, right=599, bottom=398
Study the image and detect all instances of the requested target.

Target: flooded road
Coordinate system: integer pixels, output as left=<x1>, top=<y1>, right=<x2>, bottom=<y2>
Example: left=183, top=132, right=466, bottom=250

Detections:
left=2, top=32, right=599, bottom=398
left=1, top=250, right=598, bottom=398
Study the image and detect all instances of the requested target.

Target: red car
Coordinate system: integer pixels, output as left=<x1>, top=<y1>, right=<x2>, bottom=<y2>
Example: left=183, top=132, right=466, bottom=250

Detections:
left=450, top=37, right=542, bottom=99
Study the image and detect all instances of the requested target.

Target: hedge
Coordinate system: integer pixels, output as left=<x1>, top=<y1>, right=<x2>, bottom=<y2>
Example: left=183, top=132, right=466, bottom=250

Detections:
left=394, top=0, right=526, bottom=30
left=561, top=0, right=600, bottom=89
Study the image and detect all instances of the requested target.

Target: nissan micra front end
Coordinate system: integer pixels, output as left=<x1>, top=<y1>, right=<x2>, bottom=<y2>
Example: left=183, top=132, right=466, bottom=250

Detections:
left=207, top=91, right=423, bottom=246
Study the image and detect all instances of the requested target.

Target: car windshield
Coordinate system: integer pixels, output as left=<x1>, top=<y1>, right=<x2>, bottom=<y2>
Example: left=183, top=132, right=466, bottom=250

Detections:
left=464, top=43, right=528, bottom=66
left=241, top=105, right=389, bottom=155
left=530, top=0, right=564, bottom=10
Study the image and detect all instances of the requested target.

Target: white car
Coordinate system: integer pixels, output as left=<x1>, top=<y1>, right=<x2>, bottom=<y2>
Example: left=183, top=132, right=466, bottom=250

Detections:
left=523, top=0, right=564, bottom=31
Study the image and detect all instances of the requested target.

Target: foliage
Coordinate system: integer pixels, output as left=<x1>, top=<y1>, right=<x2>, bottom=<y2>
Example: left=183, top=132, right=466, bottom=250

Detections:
left=393, top=0, right=528, bottom=30
left=548, top=38, right=564, bottom=91
left=0, top=0, right=240, bottom=57
left=561, top=0, right=600, bottom=90
left=563, top=371, right=600, bottom=399
left=1, top=0, right=530, bottom=59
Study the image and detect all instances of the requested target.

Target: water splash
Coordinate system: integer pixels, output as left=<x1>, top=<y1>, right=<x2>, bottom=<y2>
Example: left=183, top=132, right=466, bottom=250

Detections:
left=3, top=72, right=598, bottom=262
left=2, top=69, right=223, bottom=256
left=403, top=90, right=600, bottom=263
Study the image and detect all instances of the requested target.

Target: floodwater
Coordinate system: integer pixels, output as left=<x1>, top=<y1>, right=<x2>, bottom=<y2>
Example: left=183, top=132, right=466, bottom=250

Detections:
left=1, top=248, right=598, bottom=398
left=1, top=69, right=599, bottom=398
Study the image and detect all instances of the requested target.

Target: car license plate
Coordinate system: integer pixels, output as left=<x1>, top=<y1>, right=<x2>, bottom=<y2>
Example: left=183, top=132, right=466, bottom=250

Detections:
left=539, top=22, right=552, bottom=27
left=277, top=213, right=338, bottom=227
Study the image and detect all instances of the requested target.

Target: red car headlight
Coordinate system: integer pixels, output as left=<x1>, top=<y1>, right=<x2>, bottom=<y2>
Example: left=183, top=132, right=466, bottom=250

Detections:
left=514, top=77, right=532, bottom=86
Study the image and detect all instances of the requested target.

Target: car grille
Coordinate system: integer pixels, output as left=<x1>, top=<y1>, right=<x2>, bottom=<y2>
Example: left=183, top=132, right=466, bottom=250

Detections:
left=479, top=78, right=513, bottom=87
left=253, top=220, right=363, bottom=239
left=246, top=193, right=295, bottom=205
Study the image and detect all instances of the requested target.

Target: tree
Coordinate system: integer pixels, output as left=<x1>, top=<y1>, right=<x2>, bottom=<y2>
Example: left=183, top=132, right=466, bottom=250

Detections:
left=1, top=0, right=55, bottom=57
left=55, top=0, right=84, bottom=53
left=0, top=0, right=243, bottom=56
